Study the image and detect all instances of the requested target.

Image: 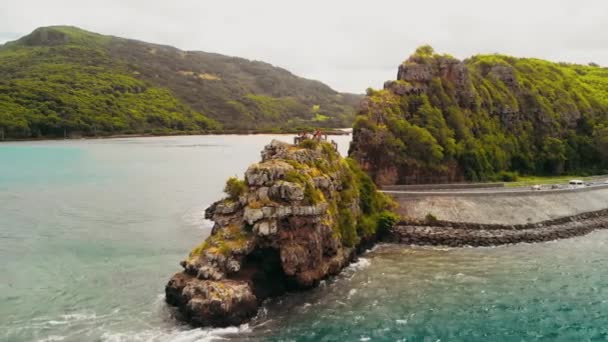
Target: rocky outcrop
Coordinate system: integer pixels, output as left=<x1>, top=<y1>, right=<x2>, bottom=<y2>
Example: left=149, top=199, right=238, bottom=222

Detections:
left=350, top=46, right=608, bottom=186
left=166, top=140, right=395, bottom=327
left=396, top=53, right=474, bottom=107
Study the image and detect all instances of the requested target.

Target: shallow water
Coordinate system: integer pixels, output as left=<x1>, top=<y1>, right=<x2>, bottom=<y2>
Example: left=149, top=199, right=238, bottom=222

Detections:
left=243, top=238, right=608, bottom=341
left=1, top=135, right=608, bottom=341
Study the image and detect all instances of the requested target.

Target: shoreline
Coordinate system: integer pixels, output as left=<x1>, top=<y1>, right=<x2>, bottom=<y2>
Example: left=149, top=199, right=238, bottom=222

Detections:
left=387, top=209, right=608, bottom=247
left=0, top=129, right=352, bottom=143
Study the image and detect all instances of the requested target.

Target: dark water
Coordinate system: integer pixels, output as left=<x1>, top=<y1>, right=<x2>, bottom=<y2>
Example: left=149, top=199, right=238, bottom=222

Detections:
left=1, top=135, right=607, bottom=341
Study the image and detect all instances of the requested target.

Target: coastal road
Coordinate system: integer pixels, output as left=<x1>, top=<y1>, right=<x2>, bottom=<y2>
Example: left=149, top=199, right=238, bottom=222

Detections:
left=381, top=178, right=608, bottom=196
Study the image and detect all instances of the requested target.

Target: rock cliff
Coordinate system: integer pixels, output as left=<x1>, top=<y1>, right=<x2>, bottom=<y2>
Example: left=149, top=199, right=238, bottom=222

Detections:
left=165, top=139, right=396, bottom=327
left=350, top=45, right=608, bottom=185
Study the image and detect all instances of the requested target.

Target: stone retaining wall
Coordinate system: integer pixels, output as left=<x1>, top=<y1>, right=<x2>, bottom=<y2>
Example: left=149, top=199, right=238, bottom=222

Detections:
left=382, top=182, right=504, bottom=191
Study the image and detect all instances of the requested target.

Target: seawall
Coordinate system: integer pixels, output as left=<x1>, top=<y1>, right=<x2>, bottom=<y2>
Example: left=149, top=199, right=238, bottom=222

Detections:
left=388, top=209, right=608, bottom=247
left=386, top=185, right=608, bottom=225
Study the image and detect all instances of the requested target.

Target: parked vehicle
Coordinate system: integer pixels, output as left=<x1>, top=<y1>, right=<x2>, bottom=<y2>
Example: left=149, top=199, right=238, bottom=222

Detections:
left=531, top=185, right=542, bottom=191
left=569, top=180, right=585, bottom=188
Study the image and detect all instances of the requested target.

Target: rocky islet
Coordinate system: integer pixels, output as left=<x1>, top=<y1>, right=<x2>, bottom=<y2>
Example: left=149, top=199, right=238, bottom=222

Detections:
left=165, top=139, right=395, bottom=326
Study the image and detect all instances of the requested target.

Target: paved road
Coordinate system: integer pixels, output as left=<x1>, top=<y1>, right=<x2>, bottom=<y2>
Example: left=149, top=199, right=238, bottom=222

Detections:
left=382, top=178, right=608, bottom=196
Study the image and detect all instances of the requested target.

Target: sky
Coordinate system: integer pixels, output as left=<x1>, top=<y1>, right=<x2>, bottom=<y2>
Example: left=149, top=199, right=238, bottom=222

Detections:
left=1, top=0, right=607, bottom=93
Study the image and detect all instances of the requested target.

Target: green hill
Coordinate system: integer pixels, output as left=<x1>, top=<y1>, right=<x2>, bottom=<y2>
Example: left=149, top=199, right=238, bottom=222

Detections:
left=350, top=46, right=608, bottom=185
left=0, top=26, right=360, bottom=139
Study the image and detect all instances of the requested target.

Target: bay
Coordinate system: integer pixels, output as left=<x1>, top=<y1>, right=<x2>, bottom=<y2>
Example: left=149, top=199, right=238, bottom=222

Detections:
left=1, top=135, right=607, bottom=341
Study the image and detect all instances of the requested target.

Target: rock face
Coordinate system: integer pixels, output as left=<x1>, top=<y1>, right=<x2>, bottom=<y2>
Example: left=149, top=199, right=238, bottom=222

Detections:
left=166, top=139, right=394, bottom=327
left=351, top=52, right=475, bottom=186
left=395, top=54, right=474, bottom=106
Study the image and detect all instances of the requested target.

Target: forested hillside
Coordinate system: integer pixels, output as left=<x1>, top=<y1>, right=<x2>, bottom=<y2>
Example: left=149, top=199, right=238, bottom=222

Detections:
left=350, top=46, right=608, bottom=185
left=0, top=26, right=360, bottom=139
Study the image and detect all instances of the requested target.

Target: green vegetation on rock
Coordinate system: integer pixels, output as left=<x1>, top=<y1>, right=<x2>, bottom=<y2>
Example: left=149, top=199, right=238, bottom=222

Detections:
left=0, top=26, right=360, bottom=139
left=224, top=177, right=247, bottom=200
left=351, top=46, right=608, bottom=184
left=338, top=157, right=397, bottom=246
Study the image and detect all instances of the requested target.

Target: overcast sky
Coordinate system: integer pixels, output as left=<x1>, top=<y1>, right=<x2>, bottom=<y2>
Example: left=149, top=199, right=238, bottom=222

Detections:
left=1, top=0, right=607, bottom=93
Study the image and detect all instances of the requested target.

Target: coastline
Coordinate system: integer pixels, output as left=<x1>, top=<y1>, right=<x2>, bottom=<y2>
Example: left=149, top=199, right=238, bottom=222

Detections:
left=0, top=129, right=352, bottom=143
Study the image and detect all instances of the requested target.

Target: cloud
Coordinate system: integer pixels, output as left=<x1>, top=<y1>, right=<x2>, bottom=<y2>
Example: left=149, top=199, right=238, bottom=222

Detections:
left=1, top=0, right=607, bottom=93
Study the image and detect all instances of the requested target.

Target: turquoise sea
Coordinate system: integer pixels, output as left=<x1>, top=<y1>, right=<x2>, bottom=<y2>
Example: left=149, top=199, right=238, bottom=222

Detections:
left=1, top=135, right=607, bottom=341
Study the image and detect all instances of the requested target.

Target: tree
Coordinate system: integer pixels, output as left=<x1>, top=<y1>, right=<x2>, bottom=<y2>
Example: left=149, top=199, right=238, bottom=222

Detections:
left=415, top=45, right=435, bottom=56
left=542, top=137, right=567, bottom=175
left=593, top=125, right=608, bottom=166
left=413, top=101, right=456, bottom=158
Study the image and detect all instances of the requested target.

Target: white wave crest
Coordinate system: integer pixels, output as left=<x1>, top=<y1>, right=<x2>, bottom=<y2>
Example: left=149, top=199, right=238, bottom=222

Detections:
left=42, top=311, right=98, bottom=326
left=60, top=312, right=97, bottom=321
left=347, top=289, right=358, bottom=299
left=348, top=257, right=371, bottom=270
left=37, top=336, right=66, bottom=342
left=100, top=324, right=251, bottom=342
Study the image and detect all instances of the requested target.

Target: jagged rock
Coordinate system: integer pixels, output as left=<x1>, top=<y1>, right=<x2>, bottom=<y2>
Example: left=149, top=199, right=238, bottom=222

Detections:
left=384, top=80, right=416, bottom=96
left=175, top=275, right=258, bottom=327
left=196, top=265, right=224, bottom=280
left=313, top=176, right=333, bottom=190
left=166, top=139, right=391, bottom=327
left=268, top=181, right=304, bottom=201
left=292, top=204, right=329, bottom=216
left=396, top=54, right=473, bottom=104
left=256, top=187, right=270, bottom=202
left=489, top=65, right=517, bottom=88
left=243, top=207, right=264, bottom=224
left=214, top=201, right=240, bottom=215
left=204, top=202, right=218, bottom=220
left=398, top=60, right=435, bottom=82
left=253, top=220, right=278, bottom=236
left=245, top=160, right=293, bottom=186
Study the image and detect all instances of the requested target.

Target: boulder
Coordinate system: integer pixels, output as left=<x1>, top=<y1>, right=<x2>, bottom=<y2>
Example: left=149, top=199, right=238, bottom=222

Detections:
left=166, top=274, right=258, bottom=327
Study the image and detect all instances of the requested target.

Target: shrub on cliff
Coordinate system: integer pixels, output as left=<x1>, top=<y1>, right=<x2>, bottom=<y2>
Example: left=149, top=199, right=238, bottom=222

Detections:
left=492, top=171, right=519, bottom=182
left=336, top=157, right=396, bottom=247
left=425, top=213, right=438, bottom=224
left=224, top=177, right=247, bottom=199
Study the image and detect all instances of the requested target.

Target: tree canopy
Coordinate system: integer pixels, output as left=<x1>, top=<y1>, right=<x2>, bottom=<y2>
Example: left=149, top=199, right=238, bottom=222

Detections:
left=352, top=47, right=608, bottom=183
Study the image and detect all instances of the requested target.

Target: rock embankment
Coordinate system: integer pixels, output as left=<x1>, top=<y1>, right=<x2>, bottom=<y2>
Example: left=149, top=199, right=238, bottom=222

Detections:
left=388, top=209, right=608, bottom=247
left=165, top=139, right=395, bottom=327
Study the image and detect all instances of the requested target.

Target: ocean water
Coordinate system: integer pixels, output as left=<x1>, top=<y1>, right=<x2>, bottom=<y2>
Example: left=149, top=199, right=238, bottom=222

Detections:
left=1, top=135, right=607, bottom=341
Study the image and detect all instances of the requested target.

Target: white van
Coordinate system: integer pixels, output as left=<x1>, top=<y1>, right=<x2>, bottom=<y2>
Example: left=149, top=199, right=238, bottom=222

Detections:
left=569, top=180, right=584, bottom=188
